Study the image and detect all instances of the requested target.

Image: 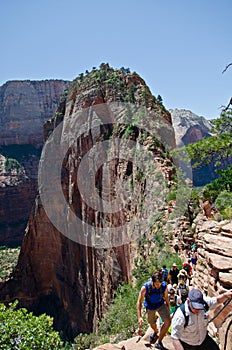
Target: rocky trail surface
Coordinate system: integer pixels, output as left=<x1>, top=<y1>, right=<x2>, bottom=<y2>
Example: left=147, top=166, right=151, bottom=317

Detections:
left=93, top=327, right=174, bottom=350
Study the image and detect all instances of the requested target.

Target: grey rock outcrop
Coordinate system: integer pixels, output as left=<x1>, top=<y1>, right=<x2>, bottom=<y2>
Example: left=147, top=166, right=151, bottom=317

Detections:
left=169, top=109, right=212, bottom=147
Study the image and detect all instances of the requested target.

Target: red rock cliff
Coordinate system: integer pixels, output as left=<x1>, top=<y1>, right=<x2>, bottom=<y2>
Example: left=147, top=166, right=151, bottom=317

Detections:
left=0, top=66, right=176, bottom=339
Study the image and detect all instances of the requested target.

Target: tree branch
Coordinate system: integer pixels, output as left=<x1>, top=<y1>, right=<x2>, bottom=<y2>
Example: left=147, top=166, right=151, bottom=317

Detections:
left=222, top=63, right=232, bottom=74
left=223, top=97, right=232, bottom=111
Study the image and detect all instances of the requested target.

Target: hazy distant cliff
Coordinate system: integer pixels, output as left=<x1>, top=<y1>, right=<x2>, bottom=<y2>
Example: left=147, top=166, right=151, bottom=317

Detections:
left=0, top=79, right=70, bottom=245
left=170, top=108, right=212, bottom=147
left=169, top=108, right=232, bottom=186
left=0, top=80, right=70, bottom=146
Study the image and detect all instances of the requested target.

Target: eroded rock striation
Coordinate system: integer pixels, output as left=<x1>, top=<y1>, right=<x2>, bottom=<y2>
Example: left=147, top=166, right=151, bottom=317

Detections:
left=0, top=79, right=70, bottom=245
left=0, top=65, right=176, bottom=339
left=194, top=215, right=232, bottom=350
left=0, top=79, right=70, bottom=146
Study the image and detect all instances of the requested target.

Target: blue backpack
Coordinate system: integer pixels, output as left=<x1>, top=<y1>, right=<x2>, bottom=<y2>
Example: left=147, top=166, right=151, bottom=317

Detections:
left=144, top=280, right=166, bottom=310
left=162, top=268, right=169, bottom=281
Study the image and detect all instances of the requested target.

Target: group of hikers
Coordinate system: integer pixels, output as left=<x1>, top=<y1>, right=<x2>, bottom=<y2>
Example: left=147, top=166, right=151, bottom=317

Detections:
left=137, top=263, right=232, bottom=350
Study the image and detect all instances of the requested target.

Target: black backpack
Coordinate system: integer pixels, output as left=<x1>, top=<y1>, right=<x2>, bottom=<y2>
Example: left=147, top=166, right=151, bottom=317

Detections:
left=169, top=293, right=177, bottom=307
left=178, top=284, right=189, bottom=303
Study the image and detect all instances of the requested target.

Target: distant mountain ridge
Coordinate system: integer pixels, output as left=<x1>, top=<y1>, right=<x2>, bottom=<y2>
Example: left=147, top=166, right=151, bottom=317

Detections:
left=169, top=108, right=213, bottom=147
left=169, top=108, right=225, bottom=186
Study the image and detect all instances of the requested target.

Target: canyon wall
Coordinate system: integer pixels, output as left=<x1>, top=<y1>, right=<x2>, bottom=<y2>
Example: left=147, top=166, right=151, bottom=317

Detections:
left=0, top=79, right=70, bottom=245
left=0, top=79, right=69, bottom=146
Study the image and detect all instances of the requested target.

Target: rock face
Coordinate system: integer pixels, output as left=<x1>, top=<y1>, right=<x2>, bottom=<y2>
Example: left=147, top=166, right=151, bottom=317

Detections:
left=0, top=65, right=176, bottom=339
left=0, top=80, right=70, bottom=146
left=194, top=215, right=232, bottom=350
left=0, top=80, right=70, bottom=245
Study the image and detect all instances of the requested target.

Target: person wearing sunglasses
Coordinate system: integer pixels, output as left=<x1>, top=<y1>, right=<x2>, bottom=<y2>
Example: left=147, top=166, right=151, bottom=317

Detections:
left=171, top=288, right=232, bottom=350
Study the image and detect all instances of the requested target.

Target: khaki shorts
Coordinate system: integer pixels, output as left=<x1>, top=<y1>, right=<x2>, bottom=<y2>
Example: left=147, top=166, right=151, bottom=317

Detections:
left=147, top=303, right=170, bottom=324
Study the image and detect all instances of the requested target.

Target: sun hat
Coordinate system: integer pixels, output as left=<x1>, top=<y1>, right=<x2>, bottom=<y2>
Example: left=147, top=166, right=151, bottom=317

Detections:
left=188, top=289, right=205, bottom=310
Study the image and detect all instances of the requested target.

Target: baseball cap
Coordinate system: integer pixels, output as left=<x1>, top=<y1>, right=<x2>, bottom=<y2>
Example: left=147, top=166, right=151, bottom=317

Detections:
left=173, top=263, right=177, bottom=267
left=188, top=289, right=205, bottom=310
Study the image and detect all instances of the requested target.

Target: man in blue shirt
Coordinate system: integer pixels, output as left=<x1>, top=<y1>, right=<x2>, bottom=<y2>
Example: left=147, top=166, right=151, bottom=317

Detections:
left=137, top=271, right=171, bottom=350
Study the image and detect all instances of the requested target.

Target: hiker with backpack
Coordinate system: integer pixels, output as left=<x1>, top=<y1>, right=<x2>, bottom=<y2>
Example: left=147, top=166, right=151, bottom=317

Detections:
left=169, top=287, right=181, bottom=316
left=171, top=288, right=232, bottom=350
left=182, top=260, right=192, bottom=286
left=161, top=265, right=169, bottom=282
left=177, top=280, right=189, bottom=304
left=177, top=269, right=188, bottom=284
left=137, top=271, right=171, bottom=350
left=190, top=250, right=197, bottom=270
left=169, top=263, right=179, bottom=285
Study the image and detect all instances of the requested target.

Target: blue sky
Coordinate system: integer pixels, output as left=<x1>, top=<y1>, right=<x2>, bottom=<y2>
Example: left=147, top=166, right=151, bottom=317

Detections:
left=1, top=0, right=231, bottom=119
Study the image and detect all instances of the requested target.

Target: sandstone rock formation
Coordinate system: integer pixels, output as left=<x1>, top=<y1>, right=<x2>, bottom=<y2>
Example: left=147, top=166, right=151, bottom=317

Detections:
left=164, top=208, right=232, bottom=349
left=0, top=65, right=176, bottom=339
left=0, top=79, right=70, bottom=245
left=92, top=329, right=174, bottom=350
left=192, top=215, right=232, bottom=350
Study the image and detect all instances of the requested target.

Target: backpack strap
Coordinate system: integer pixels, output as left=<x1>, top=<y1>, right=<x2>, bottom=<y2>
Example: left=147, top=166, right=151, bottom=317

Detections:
left=178, top=301, right=209, bottom=328
left=179, top=303, right=189, bottom=328
left=145, top=281, right=152, bottom=298
left=145, top=281, right=165, bottom=299
left=203, top=301, right=209, bottom=312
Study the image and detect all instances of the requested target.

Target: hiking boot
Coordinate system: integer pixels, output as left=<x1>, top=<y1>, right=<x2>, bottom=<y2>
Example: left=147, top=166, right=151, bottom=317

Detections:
left=149, top=332, right=158, bottom=344
left=154, top=342, right=168, bottom=350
